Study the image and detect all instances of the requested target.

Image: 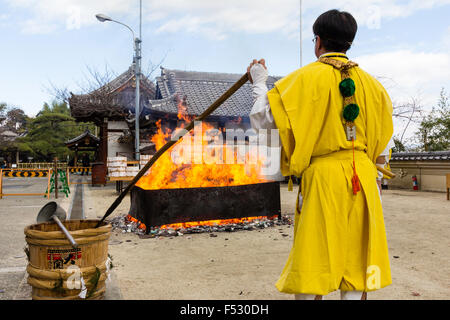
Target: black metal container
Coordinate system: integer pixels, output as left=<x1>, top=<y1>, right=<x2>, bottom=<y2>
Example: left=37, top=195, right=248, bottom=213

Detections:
left=129, top=182, right=281, bottom=232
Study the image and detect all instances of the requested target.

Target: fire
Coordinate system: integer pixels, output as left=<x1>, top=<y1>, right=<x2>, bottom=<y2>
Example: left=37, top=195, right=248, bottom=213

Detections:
left=135, top=102, right=267, bottom=190
left=131, top=102, right=273, bottom=232
left=158, top=215, right=279, bottom=230
left=177, top=97, right=191, bottom=122
left=126, top=214, right=279, bottom=232
left=127, top=215, right=146, bottom=230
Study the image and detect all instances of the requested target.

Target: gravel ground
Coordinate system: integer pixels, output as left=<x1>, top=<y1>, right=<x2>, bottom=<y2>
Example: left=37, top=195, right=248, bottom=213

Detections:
left=1, top=178, right=448, bottom=300
left=83, top=184, right=450, bottom=300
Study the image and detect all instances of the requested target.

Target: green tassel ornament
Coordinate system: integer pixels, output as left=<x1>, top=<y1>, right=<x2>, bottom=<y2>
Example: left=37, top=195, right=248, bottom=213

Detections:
left=343, top=103, right=360, bottom=122
left=339, top=78, right=356, bottom=97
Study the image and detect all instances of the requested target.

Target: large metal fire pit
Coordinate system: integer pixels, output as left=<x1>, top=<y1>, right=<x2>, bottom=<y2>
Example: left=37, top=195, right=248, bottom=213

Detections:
left=129, top=182, right=281, bottom=232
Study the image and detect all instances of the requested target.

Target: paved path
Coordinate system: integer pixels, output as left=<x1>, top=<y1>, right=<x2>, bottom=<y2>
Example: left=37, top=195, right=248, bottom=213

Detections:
left=68, top=179, right=84, bottom=220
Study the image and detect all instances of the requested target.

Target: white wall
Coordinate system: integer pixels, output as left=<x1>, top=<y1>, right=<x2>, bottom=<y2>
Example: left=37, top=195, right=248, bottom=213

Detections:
left=107, top=121, right=134, bottom=160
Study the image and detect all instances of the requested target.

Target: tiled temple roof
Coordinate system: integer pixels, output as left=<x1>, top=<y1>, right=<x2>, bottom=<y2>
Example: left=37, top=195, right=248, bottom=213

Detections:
left=391, top=151, right=450, bottom=161
left=70, top=64, right=282, bottom=122
left=65, top=129, right=100, bottom=147
left=69, top=65, right=156, bottom=123
left=146, top=68, right=281, bottom=118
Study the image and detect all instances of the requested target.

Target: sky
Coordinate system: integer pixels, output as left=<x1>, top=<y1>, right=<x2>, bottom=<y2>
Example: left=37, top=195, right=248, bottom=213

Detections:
left=0, top=0, right=449, bottom=140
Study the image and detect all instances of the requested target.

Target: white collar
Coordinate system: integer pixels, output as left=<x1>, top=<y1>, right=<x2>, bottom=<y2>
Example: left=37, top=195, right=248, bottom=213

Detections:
left=319, top=52, right=347, bottom=59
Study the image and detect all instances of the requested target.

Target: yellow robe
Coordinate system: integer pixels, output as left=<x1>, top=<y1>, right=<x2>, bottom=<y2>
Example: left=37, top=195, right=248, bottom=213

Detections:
left=268, top=53, right=393, bottom=295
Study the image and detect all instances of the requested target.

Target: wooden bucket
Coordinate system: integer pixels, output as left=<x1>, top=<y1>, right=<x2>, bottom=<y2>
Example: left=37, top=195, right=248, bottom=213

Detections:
left=24, top=220, right=111, bottom=300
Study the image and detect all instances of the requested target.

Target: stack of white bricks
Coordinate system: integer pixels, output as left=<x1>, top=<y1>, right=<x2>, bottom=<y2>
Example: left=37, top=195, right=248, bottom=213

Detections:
left=107, top=157, right=127, bottom=177
left=138, top=155, right=153, bottom=176
left=125, top=165, right=140, bottom=177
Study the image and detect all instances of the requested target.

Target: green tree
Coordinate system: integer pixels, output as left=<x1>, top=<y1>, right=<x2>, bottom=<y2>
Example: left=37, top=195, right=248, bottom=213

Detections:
left=392, top=137, right=406, bottom=153
left=416, top=88, right=450, bottom=151
left=4, top=107, right=28, bottom=133
left=0, top=102, right=6, bottom=117
left=17, top=101, right=95, bottom=161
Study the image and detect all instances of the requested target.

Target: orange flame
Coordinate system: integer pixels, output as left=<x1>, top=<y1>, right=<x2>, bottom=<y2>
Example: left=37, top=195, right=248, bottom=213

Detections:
left=159, top=215, right=279, bottom=230
left=135, top=101, right=266, bottom=190
left=127, top=215, right=146, bottom=230
left=126, top=214, right=279, bottom=232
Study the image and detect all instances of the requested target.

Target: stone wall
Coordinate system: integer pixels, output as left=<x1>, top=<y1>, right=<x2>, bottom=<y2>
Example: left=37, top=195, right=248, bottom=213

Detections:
left=389, top=160, right=450, bottom=192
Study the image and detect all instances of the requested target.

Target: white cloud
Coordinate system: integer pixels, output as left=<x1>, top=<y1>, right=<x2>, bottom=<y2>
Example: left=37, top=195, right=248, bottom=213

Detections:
left=355, top=48, right=450, bottom=140
left=5, top=0, right=450, bottom=38
left=5, top=0, right=135, bottom=34
left=355, top=50, right=450, bottom=108
left=20, top=18, right=58, bottom=34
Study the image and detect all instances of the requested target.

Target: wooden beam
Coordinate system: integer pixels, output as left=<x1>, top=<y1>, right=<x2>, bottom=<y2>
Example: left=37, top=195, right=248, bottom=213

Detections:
left=98, top=120, right=108, bottom=164
left=54, top=158, right=58, bottom=199
left=47, top=169, right=51, bottom=199
left=0, top=169, right=3, bottom=199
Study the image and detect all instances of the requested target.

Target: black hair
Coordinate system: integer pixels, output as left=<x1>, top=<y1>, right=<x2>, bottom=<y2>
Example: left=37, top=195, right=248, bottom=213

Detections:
left=313, top=9, right=358, bottom=52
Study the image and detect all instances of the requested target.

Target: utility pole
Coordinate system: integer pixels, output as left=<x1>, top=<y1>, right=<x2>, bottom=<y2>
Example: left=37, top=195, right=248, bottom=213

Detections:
left=95, top=0, right=143, bottom=161
left=300, top=0, right=303, bottom=68
left=134, top=0, right=143, bottom=162
left=134, top=36, right=141, bottom=161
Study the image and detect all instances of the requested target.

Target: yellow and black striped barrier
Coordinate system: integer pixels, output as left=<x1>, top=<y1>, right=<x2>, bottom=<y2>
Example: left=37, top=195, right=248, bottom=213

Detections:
left=1, top=170, right=49, bottom=177
left=0, top=168, right=52, bottom=199
left=68, top=167, right=92, bottom=174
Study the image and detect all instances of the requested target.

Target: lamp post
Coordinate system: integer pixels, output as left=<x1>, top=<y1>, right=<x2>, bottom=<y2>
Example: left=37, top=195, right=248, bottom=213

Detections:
left=95, top=13, right=141, bottom=161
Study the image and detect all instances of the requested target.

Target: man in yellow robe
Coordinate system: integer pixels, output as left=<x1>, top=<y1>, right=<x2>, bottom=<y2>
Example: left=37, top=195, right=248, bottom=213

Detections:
left=248, top=9, right=393, bottom=300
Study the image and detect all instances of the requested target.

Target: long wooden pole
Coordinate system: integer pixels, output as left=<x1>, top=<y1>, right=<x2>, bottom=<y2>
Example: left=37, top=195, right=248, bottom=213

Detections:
left=96, top=73, right=249, bottom=227
left=376, top=165, right=396, bottom=179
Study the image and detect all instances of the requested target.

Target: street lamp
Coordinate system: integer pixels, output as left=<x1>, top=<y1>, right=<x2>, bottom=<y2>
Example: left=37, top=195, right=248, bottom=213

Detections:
left=95, top=13, right=141, bottom=161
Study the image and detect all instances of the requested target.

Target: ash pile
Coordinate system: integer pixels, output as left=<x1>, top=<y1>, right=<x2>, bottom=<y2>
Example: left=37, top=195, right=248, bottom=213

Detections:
left=108, top=215, right=292, bottom=238
left=109, top=215, right=146, bottom=235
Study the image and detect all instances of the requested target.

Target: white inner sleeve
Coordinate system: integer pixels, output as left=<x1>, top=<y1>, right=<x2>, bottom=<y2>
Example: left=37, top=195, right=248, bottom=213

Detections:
left=377, top=136, right=395, bottom=180
left=249, top=64, right=276, bottom=131
left=249, top=63, right=283, bottom=181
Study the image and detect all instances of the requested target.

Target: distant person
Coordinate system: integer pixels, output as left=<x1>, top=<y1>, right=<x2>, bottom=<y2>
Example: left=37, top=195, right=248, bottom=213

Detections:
left=81, top=153, right=90, bottom=175
left=1, top=160, right=7, bottom=169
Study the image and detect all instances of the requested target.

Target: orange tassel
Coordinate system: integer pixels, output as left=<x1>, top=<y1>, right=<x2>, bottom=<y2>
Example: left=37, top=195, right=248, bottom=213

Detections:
left=352, top=171, right=361, bottom=195
left=351, top=138, right=360, bottom=195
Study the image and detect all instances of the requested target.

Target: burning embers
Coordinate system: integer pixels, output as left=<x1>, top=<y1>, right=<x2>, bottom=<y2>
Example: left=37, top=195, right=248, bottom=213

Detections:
left=110, top=214, right=292, bottom=237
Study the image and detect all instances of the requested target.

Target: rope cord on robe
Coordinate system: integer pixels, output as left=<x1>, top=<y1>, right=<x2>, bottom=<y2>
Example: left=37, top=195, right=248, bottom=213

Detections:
left=318, top=57, right=361, bottom=194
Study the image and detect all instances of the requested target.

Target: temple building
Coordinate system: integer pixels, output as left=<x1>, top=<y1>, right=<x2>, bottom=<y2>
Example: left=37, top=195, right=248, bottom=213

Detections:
left=0, top=128, right=27, bottom=166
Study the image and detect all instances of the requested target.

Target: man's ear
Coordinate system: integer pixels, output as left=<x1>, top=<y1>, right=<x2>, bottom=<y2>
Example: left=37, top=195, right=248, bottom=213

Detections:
left=316, top=36, right=322, bottom=50
left=314, top=36, right=321, bottom=58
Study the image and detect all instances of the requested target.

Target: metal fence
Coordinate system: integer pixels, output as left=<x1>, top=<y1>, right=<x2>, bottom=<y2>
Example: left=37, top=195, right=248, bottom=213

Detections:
left=17, top=162, right=68, bottom=170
